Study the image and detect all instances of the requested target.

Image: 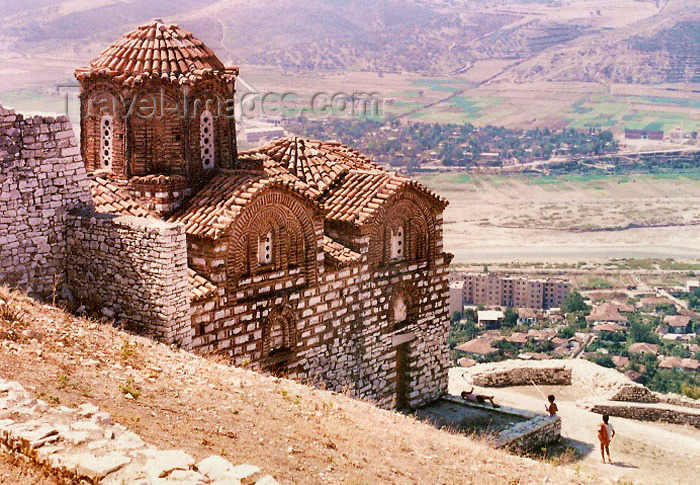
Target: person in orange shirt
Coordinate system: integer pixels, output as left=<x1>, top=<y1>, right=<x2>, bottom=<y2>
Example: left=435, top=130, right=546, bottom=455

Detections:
left=597, top=414, right=615, bottom=464
left=545, top=394, right=558, bottom=416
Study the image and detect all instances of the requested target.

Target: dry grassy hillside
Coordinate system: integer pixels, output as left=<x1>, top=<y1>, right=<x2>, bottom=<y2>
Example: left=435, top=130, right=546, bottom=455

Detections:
left=500, top=1, right=700, bottom=84
left=0, top=287, right=601, bottom=484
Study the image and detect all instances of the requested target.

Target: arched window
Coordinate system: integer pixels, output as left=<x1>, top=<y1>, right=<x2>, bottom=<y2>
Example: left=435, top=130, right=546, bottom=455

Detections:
left=258, top=231, right=273, bottom=266
left=200, top=109, right=215, bottom=169
left=390, top=225, right=405, bottom=260
left=100, top=115, right=113, bottom=170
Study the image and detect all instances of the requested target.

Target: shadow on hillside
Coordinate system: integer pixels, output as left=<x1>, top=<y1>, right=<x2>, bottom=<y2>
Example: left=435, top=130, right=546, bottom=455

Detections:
left=523, top=436, right=595, bottom=465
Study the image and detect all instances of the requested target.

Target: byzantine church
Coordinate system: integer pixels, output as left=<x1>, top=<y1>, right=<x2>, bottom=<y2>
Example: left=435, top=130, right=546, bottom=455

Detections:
left=75, top=20, right=451, bottom=409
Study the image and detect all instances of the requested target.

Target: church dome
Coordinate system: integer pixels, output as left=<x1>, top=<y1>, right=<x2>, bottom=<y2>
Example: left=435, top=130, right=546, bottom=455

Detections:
left=75, top=19, right=238, bottom=86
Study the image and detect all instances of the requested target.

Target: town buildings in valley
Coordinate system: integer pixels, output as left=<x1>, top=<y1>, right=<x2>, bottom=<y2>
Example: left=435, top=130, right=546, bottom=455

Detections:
left=451, top=272, right=570, bottom=311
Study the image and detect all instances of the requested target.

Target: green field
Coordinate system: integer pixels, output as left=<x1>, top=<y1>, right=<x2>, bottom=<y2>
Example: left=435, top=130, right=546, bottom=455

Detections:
left=416, top=170, right=700, bottom=191
left=382, top=79, right=700, bottom=133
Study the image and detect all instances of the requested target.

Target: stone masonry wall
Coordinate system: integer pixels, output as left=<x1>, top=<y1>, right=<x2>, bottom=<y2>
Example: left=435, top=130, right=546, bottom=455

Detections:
left=591, top=403, right=700, bottom=429
left=440, top=396, right=561, bottom=451
left=472, top=367, right=572, bottom=388
left=0, top=105, right=93, bottom=297
left=65, top=211, right=192, bottom=348
left=191, top=252, right=451, bottom=409
left=610, top=384, right=659, bottom=403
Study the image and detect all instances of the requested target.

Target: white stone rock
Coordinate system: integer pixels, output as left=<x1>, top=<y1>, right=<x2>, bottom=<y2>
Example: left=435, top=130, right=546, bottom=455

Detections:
left=77, top=403, right=100, bottom=418
left=228, top=464, right=262, bottom=485
left=115, top=430, right=145, bottom=450
left=164, top=469, right=210, bottom=483
left=69, top=452, right=131, bottom=480
left=141, top=449, right=195, bottom=478
left=197, top=455, right=236, bottom=481
left=254, top=476, right=280, bottom=485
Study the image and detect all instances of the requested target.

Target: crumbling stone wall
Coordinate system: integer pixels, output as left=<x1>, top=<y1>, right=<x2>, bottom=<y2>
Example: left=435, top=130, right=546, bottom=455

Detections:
left=471, top=367, right=572, bottom=388
left=610, top=384, right=659, bottom=403
left=0, top=106, right=93, bottom=297
left=0, top=105, right=191, bottom=349
left=0, top=377, right=277, bottom=484
left=659, top=394, right=700, bottom=410
left=441, top=395, right=561, bottom=451
left=497, top=414, right=561, bottom=451
left=591, top=403, right=700, bottom=429
left=65, top=211, right=192, bottom=348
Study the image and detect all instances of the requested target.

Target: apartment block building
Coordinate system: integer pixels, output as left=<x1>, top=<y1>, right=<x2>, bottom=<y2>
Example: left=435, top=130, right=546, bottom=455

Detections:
left=455, top=272, right=570, bottom=310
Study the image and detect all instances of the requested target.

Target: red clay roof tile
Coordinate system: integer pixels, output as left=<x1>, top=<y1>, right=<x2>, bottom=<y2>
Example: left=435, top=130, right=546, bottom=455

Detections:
left=90, top=175, right=153, bottom=218
left=323, top=236, right=361, bottom=267
left=75, top=20, right=238, bottom=86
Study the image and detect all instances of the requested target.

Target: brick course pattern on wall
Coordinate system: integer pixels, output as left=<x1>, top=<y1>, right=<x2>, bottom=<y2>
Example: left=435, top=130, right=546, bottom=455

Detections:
left=190, top=254, right=451, bottom=409
left=471, top=367, right=572, bottom=388
left=0, top=105, right=94, bottom=297
left=65, top=211, right=192, bottom=348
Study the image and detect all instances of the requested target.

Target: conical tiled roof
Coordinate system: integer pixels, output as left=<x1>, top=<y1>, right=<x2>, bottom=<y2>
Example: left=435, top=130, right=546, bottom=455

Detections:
left=252, top=137, right=382, bottom=194
left=75, top=19, right=238, bottom=86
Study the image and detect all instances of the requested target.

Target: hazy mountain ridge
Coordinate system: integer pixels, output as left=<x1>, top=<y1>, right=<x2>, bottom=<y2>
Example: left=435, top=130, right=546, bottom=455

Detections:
left=0, top=0, right=698, bottom=83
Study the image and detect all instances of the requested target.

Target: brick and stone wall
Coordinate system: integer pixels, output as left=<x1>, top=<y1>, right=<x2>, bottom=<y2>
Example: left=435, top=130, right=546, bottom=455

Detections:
left=190, top=249, right=451, bottom=409
left=471, top=367, right=572, bottom=388
left=65, top=211, right=192, bottom=348
left=0, top=105, right=94, bottom=297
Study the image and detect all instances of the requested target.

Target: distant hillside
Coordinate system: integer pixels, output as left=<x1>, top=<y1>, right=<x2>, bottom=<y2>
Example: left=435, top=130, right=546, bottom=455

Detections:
left=499, top=5, right=700, bottom=84
left=0, top=0, right=698, bottom=82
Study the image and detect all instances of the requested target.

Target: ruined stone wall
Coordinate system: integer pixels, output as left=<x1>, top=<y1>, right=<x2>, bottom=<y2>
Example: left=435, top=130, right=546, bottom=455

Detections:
left=590, top=404, right=700, bottom=429
left=65, top=211, right=192, bottom=348
left=0, top=377, right=277, bottom=484
left=471, top=367, right=572, bottom=388
left=658, top=394, right=700, bottom=410
left=190, top=255, right=451, bottom=409
left=610, top=384, right=659, bottom=403
left=0, top=106, right=93, bottom=297
left=497, top=415, right=562, bottom=451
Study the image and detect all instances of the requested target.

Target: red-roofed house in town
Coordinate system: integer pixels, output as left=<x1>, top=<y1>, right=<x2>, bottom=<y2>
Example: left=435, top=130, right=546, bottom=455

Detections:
left=586, top=303, right=629, bottom=326
left=629, top=343, right=659, bottom=355
left=455, top=338, right=499, bottom=358
left=664, top=315, right=692, bottom=334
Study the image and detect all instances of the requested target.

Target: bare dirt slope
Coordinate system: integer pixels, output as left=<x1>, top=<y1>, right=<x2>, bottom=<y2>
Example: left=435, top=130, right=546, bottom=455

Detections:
left=452, top=361, right=700, bottom=485
left=0, top=288, right=601, bottom=485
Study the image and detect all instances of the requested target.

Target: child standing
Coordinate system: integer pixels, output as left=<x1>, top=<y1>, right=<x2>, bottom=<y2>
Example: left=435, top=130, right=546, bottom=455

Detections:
left=545, top=394, right=558, bottom=416
left=597, top=414, right=615, bottom=464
